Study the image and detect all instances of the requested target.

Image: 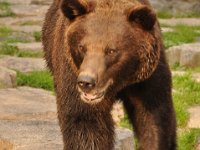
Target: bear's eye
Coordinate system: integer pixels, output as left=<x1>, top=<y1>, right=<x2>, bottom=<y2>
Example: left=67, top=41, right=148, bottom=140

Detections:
left=106, top=48, right=118, bottom=55
left=78, top=44, right=86, bottom=54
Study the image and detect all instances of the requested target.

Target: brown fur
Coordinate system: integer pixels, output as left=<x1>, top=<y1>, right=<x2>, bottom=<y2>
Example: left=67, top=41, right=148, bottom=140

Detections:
left=42, top=0, right=176, bottom=149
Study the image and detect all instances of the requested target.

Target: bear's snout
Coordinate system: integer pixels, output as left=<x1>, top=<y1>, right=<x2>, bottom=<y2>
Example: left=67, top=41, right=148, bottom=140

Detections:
left=77, top=74, right=96, bottom=93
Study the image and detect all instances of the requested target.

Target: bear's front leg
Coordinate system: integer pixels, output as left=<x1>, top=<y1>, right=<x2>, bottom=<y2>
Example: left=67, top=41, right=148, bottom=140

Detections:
left=57, top=97, right=115, bottom=150
left=120, top=67, right=177, bottom=150
left=123, top=95, right=176, bottom=150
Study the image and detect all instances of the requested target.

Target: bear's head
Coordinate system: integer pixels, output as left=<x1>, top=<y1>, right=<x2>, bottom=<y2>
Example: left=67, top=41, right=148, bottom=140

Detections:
left=60, top=0, right=161, bottom=104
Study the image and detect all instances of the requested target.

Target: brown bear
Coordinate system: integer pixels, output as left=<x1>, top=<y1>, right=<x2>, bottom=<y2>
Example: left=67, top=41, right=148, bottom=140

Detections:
left=42, top=0, right=177, bottom=149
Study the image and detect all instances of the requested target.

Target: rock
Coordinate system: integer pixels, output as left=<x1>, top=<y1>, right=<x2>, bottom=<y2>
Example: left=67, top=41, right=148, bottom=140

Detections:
left=159, top=18, right=200, bottom=27
left=9, top=32, right=35, bottom=43
left=11, top=25, right=41, bottom=33
left=9, top=42, right=42, bottom=52
left=192, top=73, right=200, bottom=83
left=0, top=67, right=16, bottom=88
left=166, top=43, right=200, bottom=67
left=0, top=120, right=63, bottom=150
left=0, top=56, right=46, bottom=72
left=115, top=128, right=134, bottom=150
left=166, top=46, right=181, bottom=66
left=0, top=87, right=57, bottom=120
left=10, top=5, right=48, bottom=17
left=0, top=16, right=43, bottom=26
left=111, top=102, right=125, bottom=125
left=161, top=27, right=174, bottom=33
left=149, top=0, right=200, bottom=14
left=188, top=106, right=200, bottom=128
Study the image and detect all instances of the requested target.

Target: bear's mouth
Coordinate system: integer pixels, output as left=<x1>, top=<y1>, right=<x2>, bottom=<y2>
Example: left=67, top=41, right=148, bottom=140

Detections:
left=78, top=79, right=113, bottom=104
left=80, top=91, right=105, bottom=104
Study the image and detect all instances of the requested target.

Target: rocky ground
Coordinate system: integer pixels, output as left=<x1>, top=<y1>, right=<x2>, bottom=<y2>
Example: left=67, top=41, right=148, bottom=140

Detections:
left=0, top=0, right=200, bottom=150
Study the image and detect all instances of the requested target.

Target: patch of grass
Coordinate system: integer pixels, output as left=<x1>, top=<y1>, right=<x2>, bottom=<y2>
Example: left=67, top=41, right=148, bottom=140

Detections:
left=20, top=21, right=40, bottom=26
left=33, top=32, right=41, bottom=42
left=178, top=129, right=200, bottom=150
left=0, top=2, right=15, bottom=17
left=163, top=25, right=200, bottom=48
left=157, top=10, right=200, bottom=19
left=0, top=26, right=12, bottom=37
left=17, top=71, right=54, bottom=91
left=173, top=74, right=200, bottom=127
left=0, top=43, right=43, bottom=58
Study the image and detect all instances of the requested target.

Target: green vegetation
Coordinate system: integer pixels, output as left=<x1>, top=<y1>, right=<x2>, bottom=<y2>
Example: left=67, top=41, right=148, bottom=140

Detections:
left=21, top=21, right=40, bottom=26
left=173, top=73, right=200, bottom=127
left=163, top=25, right=200, bottom=48
left=33, top=32, right=41, bottom=42
left=178, top=129, right=200, bottom=150
left=17, top=71, right=54, bottom=91
left=0, top=26, right=12, bottom=37
left=157, top=10, right=200, bottom=19
left=0, top=2, right=15, bottom=17
left=0, top=43, right=43, bottom=58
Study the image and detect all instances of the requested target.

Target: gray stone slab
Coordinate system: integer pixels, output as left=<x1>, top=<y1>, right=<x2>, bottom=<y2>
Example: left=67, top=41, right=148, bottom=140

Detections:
left=0, top=67, right=16, bottom=89
left=166, top=43, right=200, bottom=67
left=159, top=18, right=200, bottom=27
left=10, top=5, right=48, bottom=17
left=0, top=87, right=56, bottom=120
left=0, top=56, right=46, bottom=72
left=9, top=42, right=42, bottom=52
left=0, top=16, right=43, bottom=26
left=0, top=120, right=63, bottom=150
left=11, top=25, right=41, bottom=33
left=188, top=106, right=200, bottom=128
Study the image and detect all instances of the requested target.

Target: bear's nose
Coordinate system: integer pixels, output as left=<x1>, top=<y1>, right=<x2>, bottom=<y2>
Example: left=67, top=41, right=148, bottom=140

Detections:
left=77, top=75, right=96, bottom=92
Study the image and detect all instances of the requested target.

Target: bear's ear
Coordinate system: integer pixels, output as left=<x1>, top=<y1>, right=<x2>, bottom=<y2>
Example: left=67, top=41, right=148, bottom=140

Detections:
left=128, top=6, right=156, bottom=30
left=60, top=0, right=95, bottom=20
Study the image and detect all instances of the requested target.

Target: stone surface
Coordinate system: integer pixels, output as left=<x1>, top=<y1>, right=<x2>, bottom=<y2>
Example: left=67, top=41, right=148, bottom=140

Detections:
left=11, top=5, right=48, bottom=17
left=0, top=87, right=134, bottom=150
left=0, top=16, right=43, bottom=26
left=10, top=42, right=42, bottom=52
left=159, top=18, right=200, bottom=27
left=193, top=73, right=200, bottom=83
left=111, top=102, right=125, bottom=125
left=0, top=87, right=56, bottom=120
left=166, top=43, right=200, bottom=67
left=161, top=27, right=174, bottom=33
left=188, top=106, right=200, bottom=128
left=0, top=67, right=16, bottom=88
left=115, top=128, right=134, bottom=150
left=150, top=0, right=200, bottom=14
left=0, top=56, right=46, bottom=72
left=11, top=25, right=41, bottom=33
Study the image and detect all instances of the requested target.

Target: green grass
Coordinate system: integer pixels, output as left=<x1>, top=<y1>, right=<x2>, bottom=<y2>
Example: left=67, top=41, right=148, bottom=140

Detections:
left=173, top=74, right=200, bottom=127
left=17, top=71, right=54, bottom=91
left=163, top=25, right=200, bottom=48
left=33, top=32, right=41, bottom=42
left=178, top=129, right=200, bottom=150
left=0, top=43, right=43, bottom=58
left=20, top=21, right=40, bottom=26
left=0, top=2, right=15, bottom=17
left=157, top=10, right=200, bottom=19
left=0, top=26, right=12, bottom=37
